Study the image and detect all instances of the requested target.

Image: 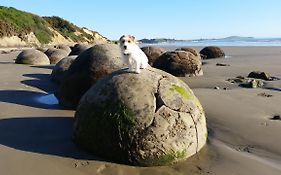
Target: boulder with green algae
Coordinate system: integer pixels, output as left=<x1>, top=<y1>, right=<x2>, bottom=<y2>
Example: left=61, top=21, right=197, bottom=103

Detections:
left=73, top=67, right=207, bottom=166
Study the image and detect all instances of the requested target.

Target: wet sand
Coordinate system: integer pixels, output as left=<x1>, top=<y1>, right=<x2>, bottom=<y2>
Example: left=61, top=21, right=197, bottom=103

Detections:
left=0, top=47, right=281, bottom=175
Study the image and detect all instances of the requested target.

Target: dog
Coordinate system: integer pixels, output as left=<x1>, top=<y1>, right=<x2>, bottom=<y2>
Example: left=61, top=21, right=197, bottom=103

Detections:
left=119, top=35, right=148, bottom=73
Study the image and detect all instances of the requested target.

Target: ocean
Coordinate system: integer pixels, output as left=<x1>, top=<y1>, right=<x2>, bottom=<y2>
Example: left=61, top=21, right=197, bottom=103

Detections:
left=139, top=38, right=281, bottom=48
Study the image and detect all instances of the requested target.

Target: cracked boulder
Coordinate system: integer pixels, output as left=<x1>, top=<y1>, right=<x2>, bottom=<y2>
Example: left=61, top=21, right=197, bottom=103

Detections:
left=55, top=43, right=126, bottom=109
left=153, top=50, right=203, bottom=77
left=73, top=67, right=207, bottom=166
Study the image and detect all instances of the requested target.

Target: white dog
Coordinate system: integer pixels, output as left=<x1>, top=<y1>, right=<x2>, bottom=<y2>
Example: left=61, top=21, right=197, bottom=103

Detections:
left=119, top=35, right=148, bottom=74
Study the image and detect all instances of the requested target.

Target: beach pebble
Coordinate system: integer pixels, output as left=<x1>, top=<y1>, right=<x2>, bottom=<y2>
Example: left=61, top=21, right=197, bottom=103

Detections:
left=200, top=46, right=225, bottom=59
left=55, top=43, right=125, bottom=109
left=73, top=67, right=207, bottom=166
left=153, top=50, right=203, bottom=77
left=141, top=46, right=165, bottom=66
left=15, top=49, right=50, bottom=65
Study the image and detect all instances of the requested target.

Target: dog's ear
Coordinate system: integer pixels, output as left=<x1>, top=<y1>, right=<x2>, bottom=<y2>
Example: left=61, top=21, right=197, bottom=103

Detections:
left=129, top=35, right=136, bottom=42
left=119, top=35, right=125, bottom=41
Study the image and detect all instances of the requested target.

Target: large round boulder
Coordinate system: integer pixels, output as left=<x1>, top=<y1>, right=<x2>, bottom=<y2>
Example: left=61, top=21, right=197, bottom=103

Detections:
left=54, top=44, right=71, bottom=55
left=45, top=48, right=69, bottom=64
left=50, top=55, right=77, bottom=84
left=200, top=46, right=225, bottom=59
left=153, top=51, right=203, bottom=77
left=176, top=47, right=200, bottom=57
left=15, top=49, right=50, bottom=65
left=69, top=44, right=92, bottom=55
left=141, top=46, right=165, bottom=66
left=55, top=43, right=125, bottom=109
left=73, top=67, right=207, bottom=166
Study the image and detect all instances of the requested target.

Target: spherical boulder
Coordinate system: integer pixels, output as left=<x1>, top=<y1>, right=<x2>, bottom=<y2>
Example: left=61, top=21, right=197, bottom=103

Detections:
left=15, top=49, right=50, bottom=65
left=153, top=51, right=203, bottom=77
left=175, top=47, right=200, bottom=57
left=54, top=44, right=71, bottom=55
left=50, top=55, right=77, bottom=84
left=45, top=48, right=69, bottom=64
left=69, top=44, right=92, bottom=55
left=73, top=67, right=207, bottom=166
left=141, top=46, right=165, bottom=66
left=200, top=46, right=225, bottom=59
left=55, top=43, right=125, bottom=109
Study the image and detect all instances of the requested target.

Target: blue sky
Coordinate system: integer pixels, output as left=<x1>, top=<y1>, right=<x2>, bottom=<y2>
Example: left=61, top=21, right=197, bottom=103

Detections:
left=1, top=0, right=281, bottom=40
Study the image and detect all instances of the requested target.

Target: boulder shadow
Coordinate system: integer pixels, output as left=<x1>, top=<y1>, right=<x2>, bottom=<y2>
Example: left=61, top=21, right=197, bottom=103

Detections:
left=22, top=73, right=58, bottom=93
left=31, top=65, right=55, bottom=70
left=0, top=90, right=60, bottom=109
left=0, top=117, right=100, bottom=160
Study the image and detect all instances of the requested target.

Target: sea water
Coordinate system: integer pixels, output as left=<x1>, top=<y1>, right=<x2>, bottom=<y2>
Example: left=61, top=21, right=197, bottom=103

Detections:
left=139, top=38, right=281, bottom=48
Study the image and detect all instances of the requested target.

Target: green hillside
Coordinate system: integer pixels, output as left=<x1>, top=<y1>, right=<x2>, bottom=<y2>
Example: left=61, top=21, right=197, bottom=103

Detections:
left=0, top=6, right=53, bottom=43
left=0, top=6, right=107, bottom=45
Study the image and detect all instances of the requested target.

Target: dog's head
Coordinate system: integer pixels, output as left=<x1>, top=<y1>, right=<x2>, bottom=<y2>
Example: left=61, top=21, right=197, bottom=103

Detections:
left=119, top=35, right=136, bottom=54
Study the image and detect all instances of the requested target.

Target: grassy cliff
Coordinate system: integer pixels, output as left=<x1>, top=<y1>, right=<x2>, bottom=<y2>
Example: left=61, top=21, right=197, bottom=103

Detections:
left=0, top=6, right=107, bottom=45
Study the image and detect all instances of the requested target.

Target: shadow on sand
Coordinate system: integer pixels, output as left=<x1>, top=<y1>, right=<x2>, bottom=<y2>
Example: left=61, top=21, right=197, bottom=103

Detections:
left=0, top=90, right=60, bottom=109
left=21, top=73, right=58, bottom=93
left=0, top=117, right=101, bottom=160
left=31, top=65, right=55, bottom=70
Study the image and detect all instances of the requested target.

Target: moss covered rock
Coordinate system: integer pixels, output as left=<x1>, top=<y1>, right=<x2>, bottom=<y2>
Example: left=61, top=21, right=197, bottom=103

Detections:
left=73, top=67, right=207, bottom=166
left=15, top=49, right=50, bottom=65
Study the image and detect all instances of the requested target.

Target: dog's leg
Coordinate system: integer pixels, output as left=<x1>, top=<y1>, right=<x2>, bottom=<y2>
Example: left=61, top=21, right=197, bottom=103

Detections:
left=140, top=60, right=148, bottom=69
left=128, top=57, right=134, bottom=72
left=135, top=60, right=141, bottom=74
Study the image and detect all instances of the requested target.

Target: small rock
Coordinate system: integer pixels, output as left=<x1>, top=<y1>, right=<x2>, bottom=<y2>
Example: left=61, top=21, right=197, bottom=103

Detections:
left=257, top=93, right=273, bottom=97
left=271, top=115, right=281, bottom=120
left=216, top=63, right=230, bottom=66
left=214, top=86, right=220, bottom=90
left=248, top=71, right=270, bottom=80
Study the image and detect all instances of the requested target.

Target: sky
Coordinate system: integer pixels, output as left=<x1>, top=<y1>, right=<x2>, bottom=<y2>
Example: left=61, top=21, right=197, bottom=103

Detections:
left=0, top=0, right=281, bottom=40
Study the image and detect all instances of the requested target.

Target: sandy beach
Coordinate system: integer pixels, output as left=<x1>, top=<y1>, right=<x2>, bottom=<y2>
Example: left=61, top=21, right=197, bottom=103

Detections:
left=0, top=46, right=281, bottom=175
